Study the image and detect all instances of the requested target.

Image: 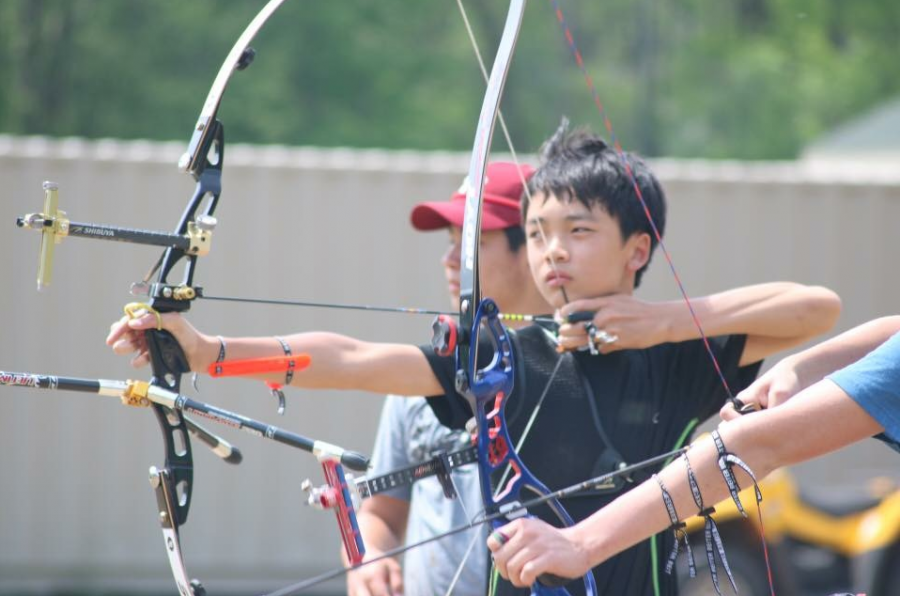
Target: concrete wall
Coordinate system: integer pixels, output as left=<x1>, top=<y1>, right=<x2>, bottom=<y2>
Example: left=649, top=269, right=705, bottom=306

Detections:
left=1, top=135, right=898, bottom=594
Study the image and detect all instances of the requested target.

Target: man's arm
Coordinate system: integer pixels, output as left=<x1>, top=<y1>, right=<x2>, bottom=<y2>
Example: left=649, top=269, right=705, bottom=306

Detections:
left=558, top=282, right=841, bottom=365
left=346, top=396, right=413, bottom=596
left=346, top=495, right=410, bottom=596
left=721, top=315, right=900, bottom=416
left=107, top=310, right=444, bottom=397
left=664, top=282, right=841, bottom=365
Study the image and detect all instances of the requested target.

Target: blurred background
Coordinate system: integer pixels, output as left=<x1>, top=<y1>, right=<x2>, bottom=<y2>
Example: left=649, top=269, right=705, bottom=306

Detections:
left=1, top=1, right=899, bottom=595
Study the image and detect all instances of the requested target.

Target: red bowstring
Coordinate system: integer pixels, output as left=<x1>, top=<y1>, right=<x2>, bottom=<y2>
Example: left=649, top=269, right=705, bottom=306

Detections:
left=549, top=2, right=778, bottom=595
left=548, top=0, right=735, bottom=402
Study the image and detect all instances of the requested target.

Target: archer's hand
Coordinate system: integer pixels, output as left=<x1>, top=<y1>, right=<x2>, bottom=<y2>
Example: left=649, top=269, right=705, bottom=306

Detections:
left=720, top=358, right=802, bottom=421
left=487, top=518, right=590, bottom=588
left=346, top=552, right=404, bottom=596
left=556, top=295, right=669, bottom=354
left=106, top=310, right=212, bottom=372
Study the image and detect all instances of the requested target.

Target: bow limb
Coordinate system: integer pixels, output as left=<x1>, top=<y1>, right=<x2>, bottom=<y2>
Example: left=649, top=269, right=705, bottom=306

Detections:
left=168, top=0, right=370, bottom=583
left=138, top=2, right=289, bottom=594
left=454, top=2, right=597, bottom=595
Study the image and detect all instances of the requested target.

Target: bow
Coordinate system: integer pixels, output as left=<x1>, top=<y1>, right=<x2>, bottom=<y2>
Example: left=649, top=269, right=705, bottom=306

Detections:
left=7, top=3, right=766, bottom=594
left=13, top=0, right=371, bottom=592
left=449, top=1, right=597, bottom=595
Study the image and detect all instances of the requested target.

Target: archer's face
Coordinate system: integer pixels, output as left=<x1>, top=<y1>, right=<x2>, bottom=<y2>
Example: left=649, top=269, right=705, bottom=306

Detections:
left=442, top=225, right=536, bottom=314
left=525, top=192, right=649, bottom=308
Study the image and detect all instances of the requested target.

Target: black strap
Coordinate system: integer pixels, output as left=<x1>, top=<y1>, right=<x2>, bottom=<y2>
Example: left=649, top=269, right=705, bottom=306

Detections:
left=275, top=336, right=295, bottom=385
left=712, top=429, right=763, bottom=517
left=569, top=354, right=632, bottom=494
left=683, top=452, right=736, bottom=595
left=213, top=336, right=227, bottom=375
left=709, top=430, right=776, bottom=596
left=654, top=474, right=695, bottom=577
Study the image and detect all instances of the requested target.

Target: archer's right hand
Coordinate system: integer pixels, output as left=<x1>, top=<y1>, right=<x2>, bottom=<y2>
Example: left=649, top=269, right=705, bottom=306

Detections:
left=346, top=553, right=404, bottom=596
left=106, top=310, right=212, bottom=372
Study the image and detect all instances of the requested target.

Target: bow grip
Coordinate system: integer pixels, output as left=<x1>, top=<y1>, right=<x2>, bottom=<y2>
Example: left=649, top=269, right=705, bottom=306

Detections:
left=537, top=573, right=575, bottom=589
left=145, top=328, right=192, bottom=382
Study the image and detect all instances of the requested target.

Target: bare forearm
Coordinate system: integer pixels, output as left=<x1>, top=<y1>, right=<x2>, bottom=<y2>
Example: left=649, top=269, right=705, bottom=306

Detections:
left=666, top=282, right=839, bottom=342
left=354, top=511, right=404, bottom=557
left=571, top=379, right=881, bottom=566
left=192, top=332, right=443, bottom=396
left=787, top=316, right=900, bottom=389
left=351, top=495, right=409, bottom=561
left=664, top=282, right=840, bottom=363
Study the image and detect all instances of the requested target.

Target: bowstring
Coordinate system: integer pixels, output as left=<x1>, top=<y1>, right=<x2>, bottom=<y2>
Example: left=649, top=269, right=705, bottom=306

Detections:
left=547, top=0, right=736, bottom=400
left=455, top=0, right=570, bottom=305
left=455, top=0, right=572, bottom=478
left=546, top=2, right=781, bottom=595
left=447, top=2, right=581, bottom=594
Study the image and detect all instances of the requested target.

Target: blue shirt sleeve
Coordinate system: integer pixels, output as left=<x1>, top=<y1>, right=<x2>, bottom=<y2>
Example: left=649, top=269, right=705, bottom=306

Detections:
left=827, top=331, right=900, bottom=451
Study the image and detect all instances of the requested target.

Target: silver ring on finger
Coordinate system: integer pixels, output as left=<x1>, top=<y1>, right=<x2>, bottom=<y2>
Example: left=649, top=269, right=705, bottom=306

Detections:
left=591, top=328, right=618, bottom=345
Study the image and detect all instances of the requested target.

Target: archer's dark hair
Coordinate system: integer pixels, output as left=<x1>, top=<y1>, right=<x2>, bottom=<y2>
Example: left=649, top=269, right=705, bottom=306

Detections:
left=523, top=119, right=667, bottom=288
left=502, top=224, right=526, bottom=253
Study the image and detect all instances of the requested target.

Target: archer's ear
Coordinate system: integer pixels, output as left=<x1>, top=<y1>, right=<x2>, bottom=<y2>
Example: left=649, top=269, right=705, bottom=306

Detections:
left=626, top=233, right=652, bottom=272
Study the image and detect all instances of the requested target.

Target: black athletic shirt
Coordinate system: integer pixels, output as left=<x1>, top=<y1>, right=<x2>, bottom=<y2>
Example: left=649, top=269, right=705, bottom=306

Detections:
left=422, top=325, right=762, bottom=596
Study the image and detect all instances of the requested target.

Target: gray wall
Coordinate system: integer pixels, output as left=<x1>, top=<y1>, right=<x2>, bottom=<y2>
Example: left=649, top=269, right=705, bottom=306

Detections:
left=1, top=135, right=898, bottom=594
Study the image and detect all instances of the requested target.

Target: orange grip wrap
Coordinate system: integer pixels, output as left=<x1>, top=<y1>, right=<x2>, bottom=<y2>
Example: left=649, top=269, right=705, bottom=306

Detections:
left=208, top=354, right=311, bottom=377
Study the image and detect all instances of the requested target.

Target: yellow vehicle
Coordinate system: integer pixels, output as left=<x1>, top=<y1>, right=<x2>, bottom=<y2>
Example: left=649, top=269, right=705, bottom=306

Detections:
left=676, top=468, right=900, bottom=596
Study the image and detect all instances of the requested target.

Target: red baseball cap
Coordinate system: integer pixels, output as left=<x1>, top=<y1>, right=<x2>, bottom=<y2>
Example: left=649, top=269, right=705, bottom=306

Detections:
left=410, top=161, right=535, bottom=231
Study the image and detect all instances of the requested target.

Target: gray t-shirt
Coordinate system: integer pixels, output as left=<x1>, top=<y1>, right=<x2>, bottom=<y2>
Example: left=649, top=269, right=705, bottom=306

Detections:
left=369, top=395, right=487, bottom=596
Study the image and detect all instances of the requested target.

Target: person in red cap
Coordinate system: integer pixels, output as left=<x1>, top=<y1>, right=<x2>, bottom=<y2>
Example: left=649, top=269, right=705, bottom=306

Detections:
left=409, top=161, right=549, bottom=321
left=344, top=162, right=552, bottom=596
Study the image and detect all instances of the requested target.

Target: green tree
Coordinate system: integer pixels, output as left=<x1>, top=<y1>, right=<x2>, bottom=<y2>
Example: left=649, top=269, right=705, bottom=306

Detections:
left=1, top=0, right=897, bottom=160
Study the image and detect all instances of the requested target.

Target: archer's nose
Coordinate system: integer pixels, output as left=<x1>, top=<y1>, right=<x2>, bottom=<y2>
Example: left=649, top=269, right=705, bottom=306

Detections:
left=442, top=239, right=461, bottom=269
left=543, top=234, right=569, bottom=264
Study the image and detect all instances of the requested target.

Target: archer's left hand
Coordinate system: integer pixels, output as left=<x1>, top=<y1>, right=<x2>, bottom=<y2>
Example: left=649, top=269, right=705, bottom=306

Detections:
left=487, top=518, right=590, bottom=588
left=556, top=295, right=670, bottom=354
left=106, top=310, right=213, bottom=372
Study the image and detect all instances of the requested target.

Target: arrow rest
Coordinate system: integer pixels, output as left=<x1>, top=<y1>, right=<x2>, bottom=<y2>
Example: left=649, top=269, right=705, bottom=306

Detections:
left=431, top=314, right=459, bottom=357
